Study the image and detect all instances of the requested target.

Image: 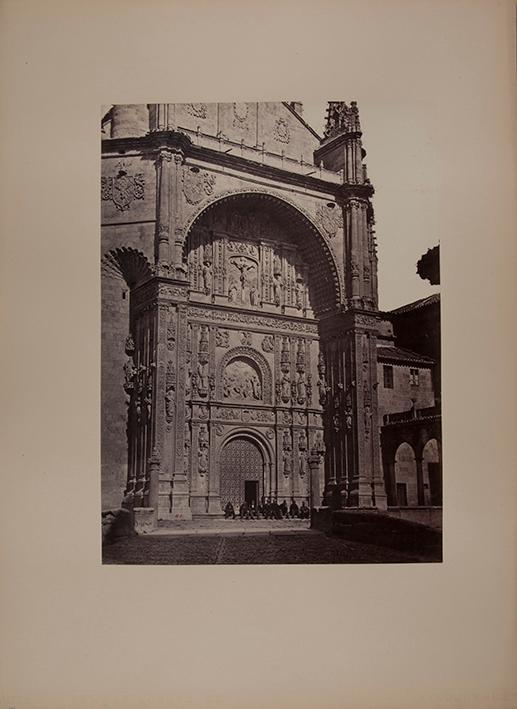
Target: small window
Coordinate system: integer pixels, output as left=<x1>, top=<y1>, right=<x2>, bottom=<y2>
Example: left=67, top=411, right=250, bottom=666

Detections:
left=383, top=365, right=394, bottom=389
left=410, top=368, right=419, bottom=386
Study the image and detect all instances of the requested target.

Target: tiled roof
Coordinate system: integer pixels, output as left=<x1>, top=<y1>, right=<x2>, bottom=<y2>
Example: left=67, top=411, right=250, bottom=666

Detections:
left=377, top=346, right=435, bottom=365
left=389, top=293, right=440, bottom=315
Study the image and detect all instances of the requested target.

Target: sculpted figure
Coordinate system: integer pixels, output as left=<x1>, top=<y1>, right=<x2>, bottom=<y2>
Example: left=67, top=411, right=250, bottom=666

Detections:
left=295, top=280, right=303, bottom=309
left=281, top=373, right=291, bottom=402
left=198, top=362, right=209, bottom=392
left=202, top=263, right=213, bottom=294
left=297, top=373, right=306, bottom=404
left=252, top=375, right=262, bottom=400
left=198, top=447, right=208, bottom=476
left=244, top=377, right=254, bottom=399
left=249, top=285, right=258, bottom=305
left=273, top=275, right=283, bottom=306
left=228, top=281, right=238, bottom=303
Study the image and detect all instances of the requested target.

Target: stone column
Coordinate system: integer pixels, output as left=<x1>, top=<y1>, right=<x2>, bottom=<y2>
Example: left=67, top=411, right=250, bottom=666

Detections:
left=156, top=150, right=172, bottom=273
left=320, top=311, right=387, bottom=511
left=345, top=199, right=365, bottom=308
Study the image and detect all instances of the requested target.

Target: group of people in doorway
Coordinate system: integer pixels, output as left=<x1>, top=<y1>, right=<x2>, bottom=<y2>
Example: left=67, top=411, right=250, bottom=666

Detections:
left=224, top=497, right=310, bottom=521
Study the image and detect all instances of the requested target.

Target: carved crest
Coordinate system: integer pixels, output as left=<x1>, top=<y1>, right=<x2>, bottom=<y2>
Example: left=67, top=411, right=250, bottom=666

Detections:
left=315, top=204, right=343, bottom=238
left=273, top=117, right=290, bottom=144
left=261, top=335, right=274, bottom=353
left=102, top=163, right=145, bottom=212
left=182, top=168, right=216, bottom=205
left=215, top=329, right=230, bottom=348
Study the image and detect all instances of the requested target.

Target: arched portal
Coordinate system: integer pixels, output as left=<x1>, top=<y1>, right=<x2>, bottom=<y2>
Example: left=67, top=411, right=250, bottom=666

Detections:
left=184, top=191, right=335, bottom=514
left=183, top=191, right=343, bottom=316
left=219, top=435, right=268, bottom=508
left=394, top=442, right=417, bottom=507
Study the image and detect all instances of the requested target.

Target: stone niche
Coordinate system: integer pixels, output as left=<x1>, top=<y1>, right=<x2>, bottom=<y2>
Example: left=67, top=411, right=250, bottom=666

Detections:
left=222, top=358, right=263, bottom=402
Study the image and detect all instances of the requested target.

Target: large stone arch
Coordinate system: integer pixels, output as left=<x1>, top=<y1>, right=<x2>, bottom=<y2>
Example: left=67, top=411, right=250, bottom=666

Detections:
left=182, top=189, right=343, bottom=315
left=216, top=346, right=273, bottom=405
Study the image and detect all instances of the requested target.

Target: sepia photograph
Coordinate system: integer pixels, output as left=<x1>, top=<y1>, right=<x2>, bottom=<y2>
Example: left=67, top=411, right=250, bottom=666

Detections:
left=101, top=101, right=442, bottom=565
left=3, top=1, right=515, bottom=707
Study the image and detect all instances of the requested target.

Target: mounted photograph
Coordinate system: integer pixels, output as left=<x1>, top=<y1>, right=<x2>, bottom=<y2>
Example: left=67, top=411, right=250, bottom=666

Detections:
left=101, top=101, right=442, bottom=565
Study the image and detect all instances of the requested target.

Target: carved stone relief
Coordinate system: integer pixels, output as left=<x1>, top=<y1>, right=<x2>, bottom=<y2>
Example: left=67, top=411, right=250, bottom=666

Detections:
left=182, top=167, right=216, bottom=205
left=273, top=117, right=290, bottom=144
left=315, top=204, right=343, bottom=239
left=215, top=329, right=230, bottom=348
left=232, top=102, right=249, bottom=128
left=101, top=161, right=145, bottom=212
left=261, top=335, right=274, bottom=352
left=222, top=359, right=262, bottom=401
left=185, top=103, right=208, bottom=119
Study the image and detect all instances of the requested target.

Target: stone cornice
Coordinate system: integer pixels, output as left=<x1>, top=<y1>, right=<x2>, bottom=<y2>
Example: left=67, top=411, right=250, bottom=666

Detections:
left=101, top=131, right=375, bottom=199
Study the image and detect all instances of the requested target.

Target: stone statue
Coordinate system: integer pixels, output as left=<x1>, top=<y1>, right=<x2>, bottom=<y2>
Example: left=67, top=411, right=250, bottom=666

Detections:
left=295, top=280, right=303, bottom=309
left=297, top=372, right=306, bottom=404
left=202, top=263, right=213, bottom=294
left=198, top=446, right=208, bottom=476
left=283, top=449, right=292, bottom=477
left=281, top=373, right=291, bottom=402
left=197, top=362, right=209, bottom=393
left=273, top=275, right=283, bottom=306
left=249, top=285, right=258, bottom=305
left=251, top=375, right=262, bottom=399
left=228, top=281, right=238, bottom=302
left=273, top=253, right=282, bottom=276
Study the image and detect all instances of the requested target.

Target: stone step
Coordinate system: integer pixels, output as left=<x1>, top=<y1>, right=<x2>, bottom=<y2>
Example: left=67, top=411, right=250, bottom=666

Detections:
left=150, top=518, right=311, bottom=536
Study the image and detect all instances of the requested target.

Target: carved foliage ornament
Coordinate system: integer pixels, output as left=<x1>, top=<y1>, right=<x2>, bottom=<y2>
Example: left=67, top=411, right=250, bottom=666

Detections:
left=101, top=162, right=145, bottom=212
left=186, top=103, right=208, bottom=119
left=182, top=167, right=216, bottom=205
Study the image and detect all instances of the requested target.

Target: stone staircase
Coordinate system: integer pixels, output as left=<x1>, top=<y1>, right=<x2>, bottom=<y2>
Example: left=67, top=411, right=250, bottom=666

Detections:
left=150, top=517, right=311, bottom=536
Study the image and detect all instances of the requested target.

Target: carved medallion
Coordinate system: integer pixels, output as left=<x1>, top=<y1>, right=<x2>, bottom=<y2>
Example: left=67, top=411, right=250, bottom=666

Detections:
left=233, top=102, right=249, bottom=127
left=315, top=204, right=343, bottom=239
left=182, top=167, right=216, bottom=205
left=273, top=117, right=290, bottom=144
left=261, top=335, right=274, bottom=353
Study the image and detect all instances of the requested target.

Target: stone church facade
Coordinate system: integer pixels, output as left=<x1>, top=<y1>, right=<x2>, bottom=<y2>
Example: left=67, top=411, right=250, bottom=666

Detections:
left=101, top=101, right=390, bottom=524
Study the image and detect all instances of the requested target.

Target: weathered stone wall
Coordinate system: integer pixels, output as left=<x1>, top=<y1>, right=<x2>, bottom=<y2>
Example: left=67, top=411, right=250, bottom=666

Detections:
left=376, top=362, right=435, bottom=423
left=101, top=272, right=130, bottom=510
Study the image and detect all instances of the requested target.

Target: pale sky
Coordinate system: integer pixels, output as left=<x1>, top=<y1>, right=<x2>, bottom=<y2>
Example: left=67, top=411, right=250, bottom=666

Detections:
left=302, top=101, right=440, bottom=312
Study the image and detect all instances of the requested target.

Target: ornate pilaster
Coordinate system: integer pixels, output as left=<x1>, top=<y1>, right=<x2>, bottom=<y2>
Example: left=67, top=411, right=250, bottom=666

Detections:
left=320, top=311, right=386, bottom=511
left=171, top=301, right=192, bottom=519
left=130, top=277, right=191, bottom=522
